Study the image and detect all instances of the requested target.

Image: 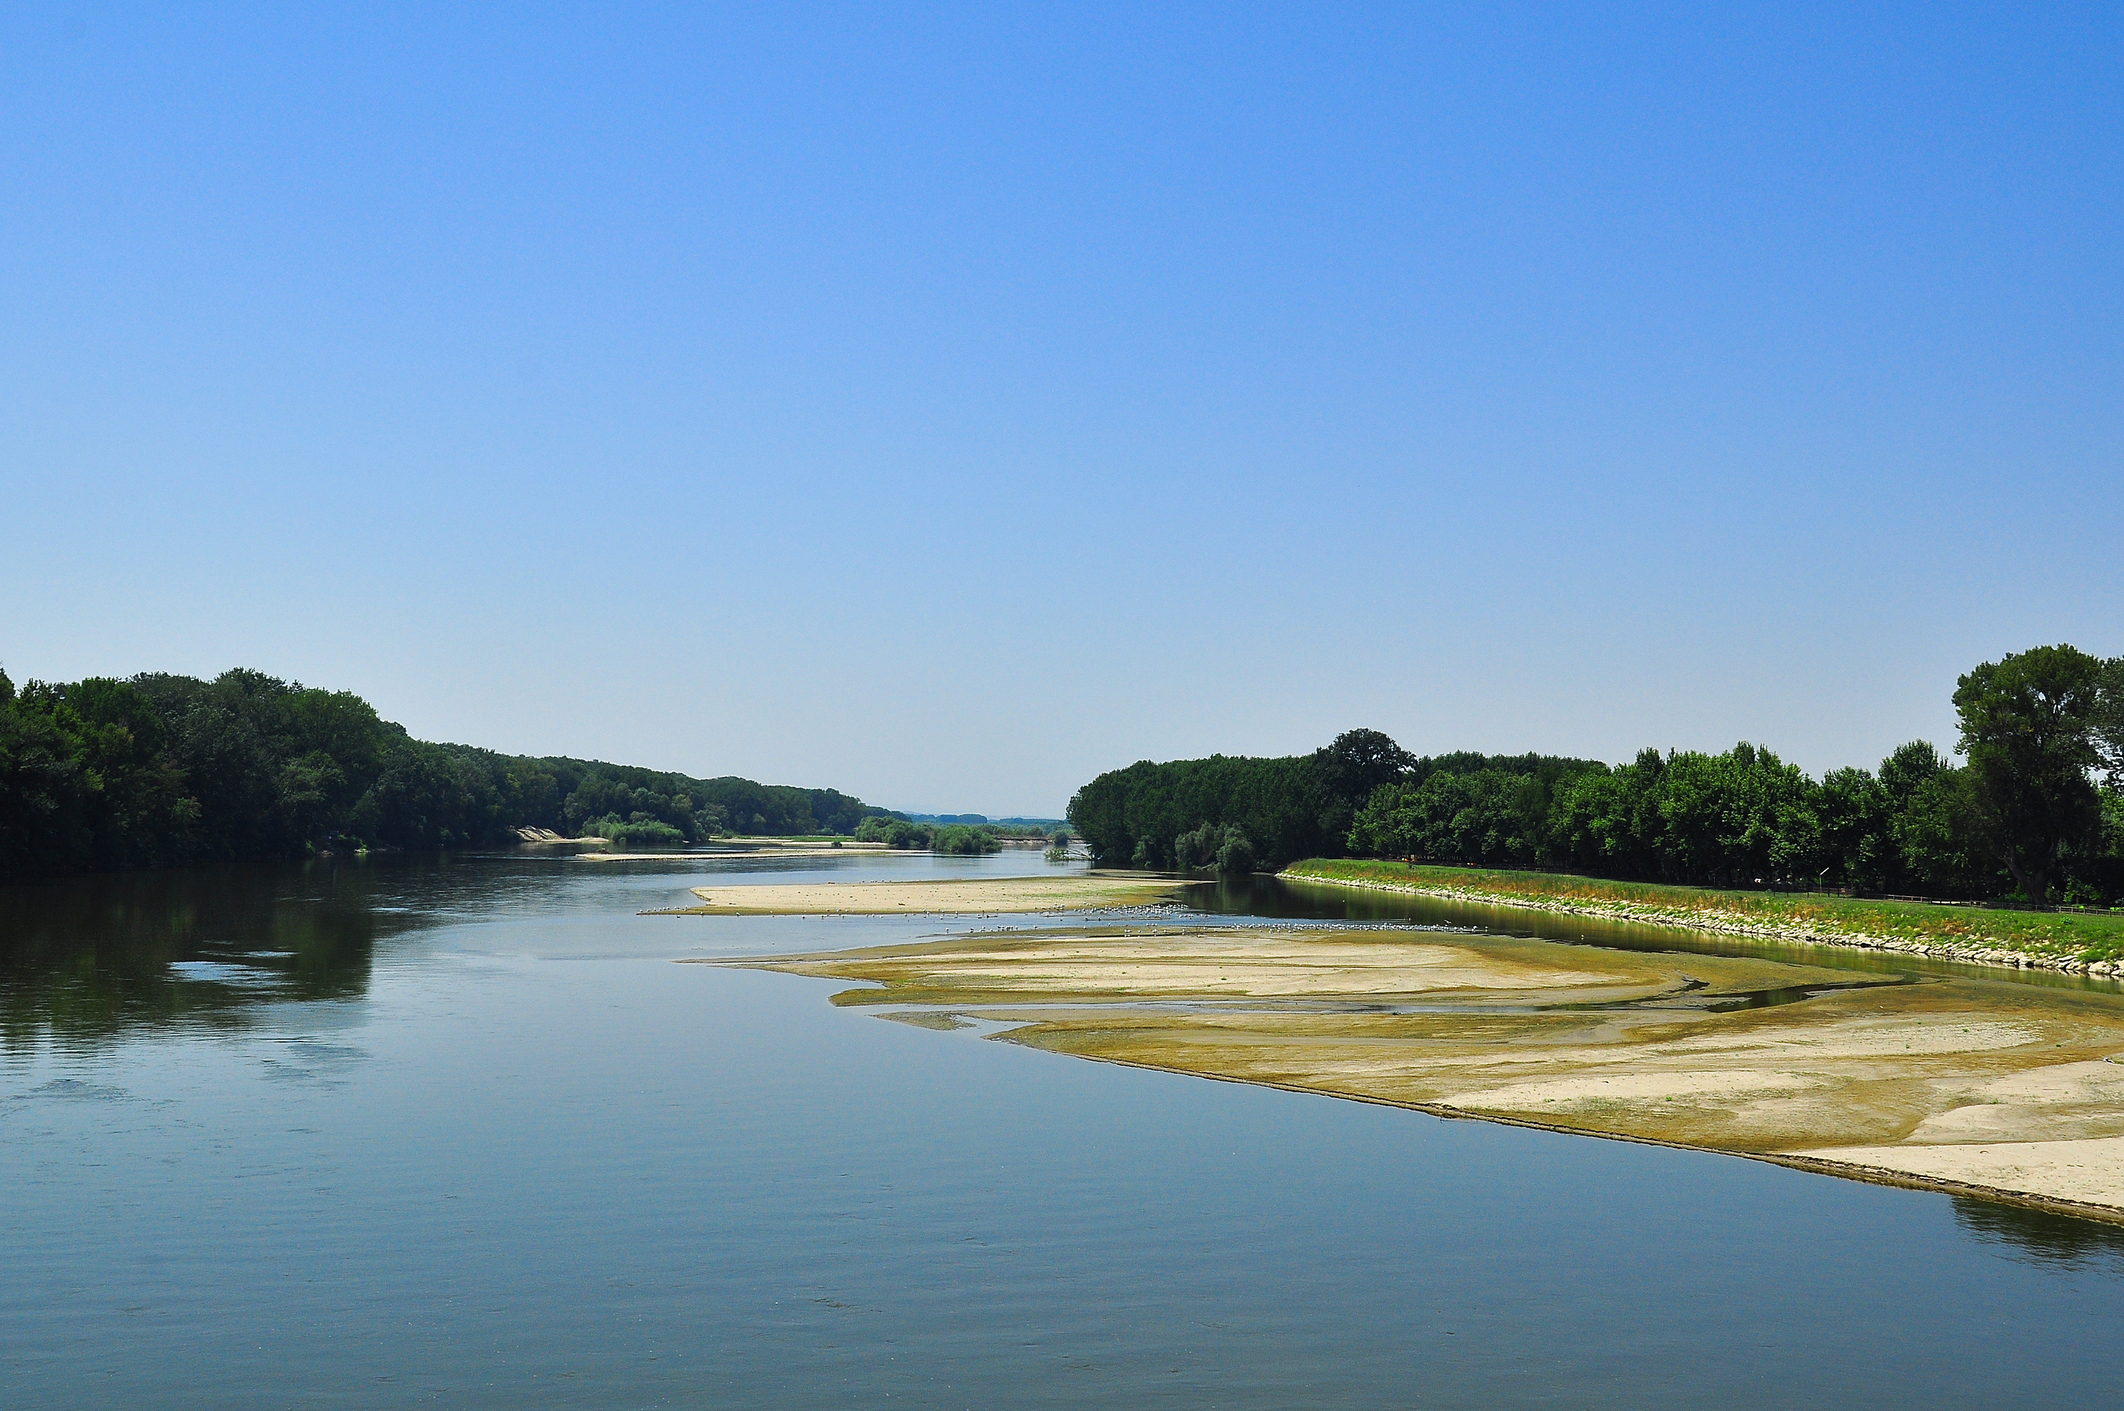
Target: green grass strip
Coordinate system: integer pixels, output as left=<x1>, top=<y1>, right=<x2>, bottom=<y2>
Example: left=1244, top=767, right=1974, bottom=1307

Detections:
left=1281, top=859, right=2124, bottom=965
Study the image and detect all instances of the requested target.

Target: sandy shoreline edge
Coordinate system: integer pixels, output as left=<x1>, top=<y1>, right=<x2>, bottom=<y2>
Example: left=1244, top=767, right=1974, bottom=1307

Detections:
left=1026, top=1045, right=2124, bottom=1227
left=706, top=942, right=2124, bottom=1224
left=1281, top=868, right=2124, bottom=982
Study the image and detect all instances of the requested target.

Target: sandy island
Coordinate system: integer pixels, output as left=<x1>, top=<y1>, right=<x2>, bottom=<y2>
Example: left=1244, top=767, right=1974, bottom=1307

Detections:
left=704, top=924, right=2124, bottom=1220
left=573, top=838, right=906, bottom=863
left=666, top=872, right=1187, bottom=915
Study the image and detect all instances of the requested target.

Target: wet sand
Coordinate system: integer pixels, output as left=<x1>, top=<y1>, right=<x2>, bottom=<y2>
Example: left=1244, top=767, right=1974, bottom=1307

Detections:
left=712, top=924, right=2124, bottom=1219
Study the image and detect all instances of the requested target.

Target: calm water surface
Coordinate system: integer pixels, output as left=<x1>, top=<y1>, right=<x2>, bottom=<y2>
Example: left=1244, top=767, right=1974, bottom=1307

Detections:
left=4, top=851, right=2121, bottom=1408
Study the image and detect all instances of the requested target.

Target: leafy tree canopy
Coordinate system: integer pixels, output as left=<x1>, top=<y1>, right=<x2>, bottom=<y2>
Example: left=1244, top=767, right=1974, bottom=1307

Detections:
left=0, top=667, right=892, bottom=881
left=1068, top=645, right=2124, bottom=907
left=1953, top=645, right=2108, bottom=907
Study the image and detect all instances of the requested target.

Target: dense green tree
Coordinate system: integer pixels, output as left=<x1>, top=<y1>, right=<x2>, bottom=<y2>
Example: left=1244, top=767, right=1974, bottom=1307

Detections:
left=857, top=816, right=935, bottom=848
left=0, top=671, right=92, bottom=877
left=1069, top=753, right=1325, bottom=870
left=1075, top=740, right=1602, bottom=874
left=581, top=814, right=688, bottom=849
left=1348, top=768, right=1553, bottom=865
left=1878, top=740, right=1946, bottom=810
left=1311, top=728, right=1417, bottom=847
left=1174, top=821, right=1256, bottom=873
left=2076, top=787, right=2124, bottom=902
left=1814, top=766, right=1892, bottom=890
left=0, top=666, right=892, bottom=881
left=1071, top=644, right=2119, bottom=905
left=931, top=824, right=1001, bottom=855
left=2097, top=656, right=2124, bottom=783
left=1549, top=757, right=1661, bottom=877
left=1538, top=744, right=1821, bottom=885
left=1652, top=743, right=1821, bottom=885
left=43, top=678, right=197, bottom=868
left=1898, top=770, right=1989, bottom=897
left=850, top=814, right=1005, bottom=852
left=349, top=739, right=498, bottom=848
left=1953, top=645, right=2107, bottom=907
left=497, top=762, right=559, bottom=830
left=1869, top=741, right=1983, bottom=896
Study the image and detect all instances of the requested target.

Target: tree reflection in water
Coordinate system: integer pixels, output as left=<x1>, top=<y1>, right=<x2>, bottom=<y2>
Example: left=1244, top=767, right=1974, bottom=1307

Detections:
left=0, top=859, right=398, bottom=1048
left=1952, top=1196, right=2124, bottom=1268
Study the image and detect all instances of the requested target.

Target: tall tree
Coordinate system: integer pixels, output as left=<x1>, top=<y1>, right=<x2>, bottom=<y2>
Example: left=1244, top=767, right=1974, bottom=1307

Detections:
left=2096, top=656, right=2124, bottom=784
left=1952, top=645, right=2106, bottom=908
left=1311, top=728, right=1415, bottom=851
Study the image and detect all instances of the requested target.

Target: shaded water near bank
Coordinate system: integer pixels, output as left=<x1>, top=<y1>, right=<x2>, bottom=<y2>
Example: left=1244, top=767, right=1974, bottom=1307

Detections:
left=3, top=852, right=2122, bottom=1407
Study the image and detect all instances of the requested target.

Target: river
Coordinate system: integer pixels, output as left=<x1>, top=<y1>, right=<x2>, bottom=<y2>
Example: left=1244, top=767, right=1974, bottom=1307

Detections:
left=3, top=849, right=2120, bottom=1407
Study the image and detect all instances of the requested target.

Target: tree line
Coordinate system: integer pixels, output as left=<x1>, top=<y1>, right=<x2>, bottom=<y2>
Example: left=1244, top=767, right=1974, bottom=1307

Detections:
left=0, top=667, right=886, bottom=880
left=1069, top=645, right=2124, bottom=908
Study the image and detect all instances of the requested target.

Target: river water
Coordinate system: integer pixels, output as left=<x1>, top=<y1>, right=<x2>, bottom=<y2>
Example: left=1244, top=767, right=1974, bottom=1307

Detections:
left=3, top=850, right=2120, bottom=1408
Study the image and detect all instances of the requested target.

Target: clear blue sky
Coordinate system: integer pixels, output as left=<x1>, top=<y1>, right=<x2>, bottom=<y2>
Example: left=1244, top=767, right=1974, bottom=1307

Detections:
left=5, top=4, right=2118, bottom=816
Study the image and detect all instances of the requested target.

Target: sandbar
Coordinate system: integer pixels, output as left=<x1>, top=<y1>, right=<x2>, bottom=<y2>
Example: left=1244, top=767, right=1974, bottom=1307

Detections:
left=717, top=924, right=2124, bottom=1219
left=666, top=872, right=1185, bottom=915
left=575, top=837, right=904, bottom=862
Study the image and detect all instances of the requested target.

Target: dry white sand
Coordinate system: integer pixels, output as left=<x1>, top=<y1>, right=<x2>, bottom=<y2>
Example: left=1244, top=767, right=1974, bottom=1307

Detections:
left=1797, top=1136, right=2124, bottom=1210
left=759, top=931, right=1638, bottom=998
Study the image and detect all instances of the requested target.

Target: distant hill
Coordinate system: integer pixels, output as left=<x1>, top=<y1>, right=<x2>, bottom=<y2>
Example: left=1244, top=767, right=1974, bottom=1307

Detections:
left=901, top=814, right=1065, bottom=828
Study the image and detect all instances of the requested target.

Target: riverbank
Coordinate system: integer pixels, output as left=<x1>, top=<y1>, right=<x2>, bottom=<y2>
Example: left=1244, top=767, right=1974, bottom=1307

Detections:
left=1281, top=860, right=2124, bottom=976
left=722, top=922, right=2124, bottom=1220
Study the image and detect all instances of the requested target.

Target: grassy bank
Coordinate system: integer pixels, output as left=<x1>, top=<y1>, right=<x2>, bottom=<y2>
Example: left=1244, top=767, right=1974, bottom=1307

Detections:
left=1281, top=859, right=2124, bottom=971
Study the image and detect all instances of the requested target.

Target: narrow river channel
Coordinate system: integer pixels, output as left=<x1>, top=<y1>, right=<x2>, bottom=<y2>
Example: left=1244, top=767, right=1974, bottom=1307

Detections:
left=4, top=850, right=2120, bottom=1407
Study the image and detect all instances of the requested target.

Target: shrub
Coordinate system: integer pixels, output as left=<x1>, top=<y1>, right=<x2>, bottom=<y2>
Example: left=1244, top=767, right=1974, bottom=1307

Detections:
left=932, top=824, right=1000, bottom=855
left=584, top=813, right=687, bottom=849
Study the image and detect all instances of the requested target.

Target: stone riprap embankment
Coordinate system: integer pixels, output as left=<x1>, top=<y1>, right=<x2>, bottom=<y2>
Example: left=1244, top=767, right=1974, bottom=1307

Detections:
left=1279, top=868, right=2123, bottom=981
